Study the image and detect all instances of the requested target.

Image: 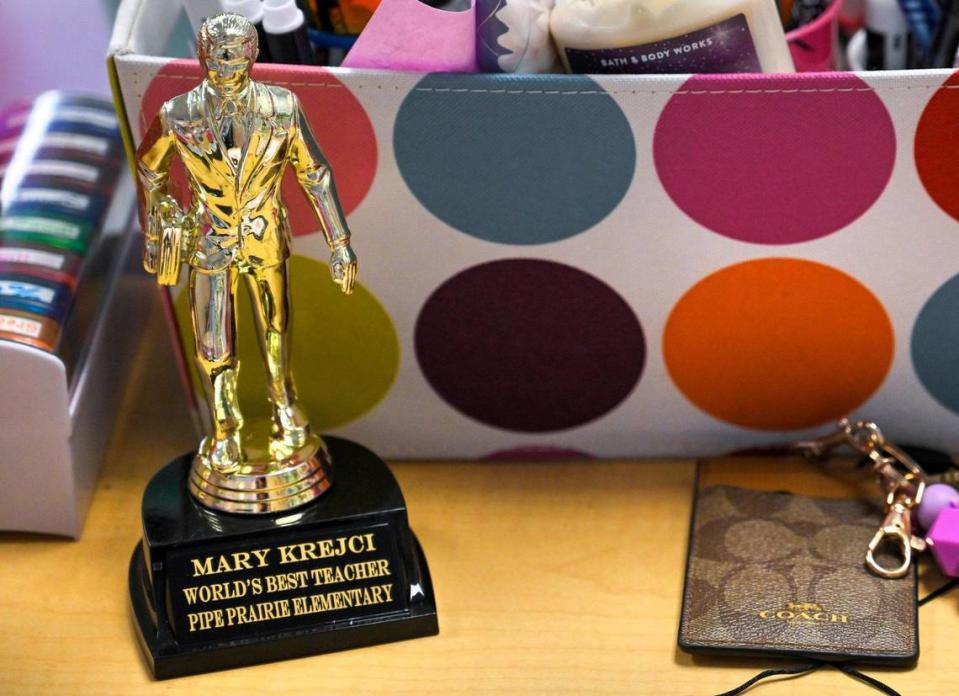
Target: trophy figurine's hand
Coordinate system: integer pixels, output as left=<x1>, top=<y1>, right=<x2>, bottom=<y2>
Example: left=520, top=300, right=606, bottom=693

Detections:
left=144, top=195, right=194, bottom=284
left=143, top=196, right=181, bottom=273
left=151, top=195, right=184, bottom=225
left=330, top=244, right=357, bottom=295
left=143, top=230, right=159, bottom=274
left=148, top=195, right=186, bottom=239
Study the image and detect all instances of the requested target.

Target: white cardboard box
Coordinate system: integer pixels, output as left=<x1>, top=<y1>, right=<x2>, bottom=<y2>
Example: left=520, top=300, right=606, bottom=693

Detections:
left=109, top=0, right=959, bottom=459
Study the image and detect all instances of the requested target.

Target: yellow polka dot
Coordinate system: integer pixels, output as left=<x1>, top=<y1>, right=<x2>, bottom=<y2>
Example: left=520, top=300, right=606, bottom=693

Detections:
left=174, top=254, right=399, bottom=431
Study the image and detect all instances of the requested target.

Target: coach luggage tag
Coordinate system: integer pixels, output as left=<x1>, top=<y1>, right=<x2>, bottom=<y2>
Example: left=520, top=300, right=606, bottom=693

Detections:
left=678, top=424, right=920, bottom=667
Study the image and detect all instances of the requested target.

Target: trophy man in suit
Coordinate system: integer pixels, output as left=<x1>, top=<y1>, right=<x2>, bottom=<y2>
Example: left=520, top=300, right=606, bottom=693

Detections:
left=136, top=13, right=357, bottom=511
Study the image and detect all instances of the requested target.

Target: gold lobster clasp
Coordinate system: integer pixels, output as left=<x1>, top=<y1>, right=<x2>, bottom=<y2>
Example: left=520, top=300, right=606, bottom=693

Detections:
left=865, top=502, right=926, bottom=579
left=794, top=419, right=928, bottom=579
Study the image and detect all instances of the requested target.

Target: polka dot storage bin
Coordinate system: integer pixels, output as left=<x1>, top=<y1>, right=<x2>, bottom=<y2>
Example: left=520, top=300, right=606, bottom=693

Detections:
left=110, top=3, right=959, bottom=459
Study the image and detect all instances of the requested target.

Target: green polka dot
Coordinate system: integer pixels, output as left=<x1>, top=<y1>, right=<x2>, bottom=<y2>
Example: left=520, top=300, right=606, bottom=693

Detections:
left=174, top=254, right=399, bottom=430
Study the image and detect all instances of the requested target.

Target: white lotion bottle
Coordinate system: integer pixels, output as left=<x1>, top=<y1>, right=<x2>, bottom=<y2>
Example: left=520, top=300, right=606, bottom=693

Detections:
left=864, top=0, right=911, bottom=70
left=550, top=0, right=795, bottom=74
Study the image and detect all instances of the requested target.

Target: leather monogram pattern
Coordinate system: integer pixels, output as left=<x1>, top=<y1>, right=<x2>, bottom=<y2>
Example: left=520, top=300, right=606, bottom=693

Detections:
left=679, top=485, right=918, bottom=665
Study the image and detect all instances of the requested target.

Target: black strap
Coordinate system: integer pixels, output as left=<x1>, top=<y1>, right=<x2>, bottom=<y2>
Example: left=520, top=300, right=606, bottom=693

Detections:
left=833, top=663, right=903, bottom=696
left=919, top=577, right=959, bottom=606
left=717, top=661, right=904, bottom=696
left=714, top=661, right=823, bottom=696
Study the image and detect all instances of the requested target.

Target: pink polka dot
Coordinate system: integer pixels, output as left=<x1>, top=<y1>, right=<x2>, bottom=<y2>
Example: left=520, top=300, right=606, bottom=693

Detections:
left=139, top=60, right=376, bottom=237
left=653, top=74, right=895, bottom=244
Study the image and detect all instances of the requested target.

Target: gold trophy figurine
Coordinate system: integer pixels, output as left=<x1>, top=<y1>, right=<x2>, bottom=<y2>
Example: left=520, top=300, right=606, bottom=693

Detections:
left=129, top=14, right=436, bottom=678
left=136, top=13, right=357, bottom=514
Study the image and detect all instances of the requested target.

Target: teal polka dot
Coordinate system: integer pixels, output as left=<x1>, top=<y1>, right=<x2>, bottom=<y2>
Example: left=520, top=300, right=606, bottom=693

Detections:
left=912, top=273, right=959, bottom=414
left=394, top=74, right=636, bottom=245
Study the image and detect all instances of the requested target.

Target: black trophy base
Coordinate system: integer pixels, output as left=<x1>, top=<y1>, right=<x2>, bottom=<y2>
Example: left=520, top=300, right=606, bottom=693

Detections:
left=129, top=436, right=438, bottom=679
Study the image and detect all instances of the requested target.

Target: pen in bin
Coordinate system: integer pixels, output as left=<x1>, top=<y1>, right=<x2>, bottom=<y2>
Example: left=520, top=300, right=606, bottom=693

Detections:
left=927, top=0, right=959, bottom=67
left=264, top=0, right=317, bottom=64
left=794, top=0, right=830, bottom=26
left=306, top=28, right=357, bottom=66
left=299, top=0, right=345, bottom=34
left=866, top=0, right=912, bottom=69
left=896, top=0, right=941, bottom=52
left=840, top=0, right=866, bottom=31
left=223, top=0, right=274, bottom=62
left=779, top=0, right=796, bottom=29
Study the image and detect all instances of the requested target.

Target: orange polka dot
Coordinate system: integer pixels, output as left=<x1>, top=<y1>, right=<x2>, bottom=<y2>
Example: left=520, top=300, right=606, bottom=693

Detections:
left=663, top=259, right=893, bottom=431
left=916, top=71, right=959, bottom=222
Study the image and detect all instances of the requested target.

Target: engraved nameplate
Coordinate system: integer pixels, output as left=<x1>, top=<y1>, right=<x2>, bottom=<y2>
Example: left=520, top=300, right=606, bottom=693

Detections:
left=165, top=523, right=406, bottom=644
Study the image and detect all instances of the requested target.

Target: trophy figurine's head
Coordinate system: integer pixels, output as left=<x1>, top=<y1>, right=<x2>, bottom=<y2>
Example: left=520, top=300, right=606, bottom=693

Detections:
left=197, top=13, right=259, bottom=97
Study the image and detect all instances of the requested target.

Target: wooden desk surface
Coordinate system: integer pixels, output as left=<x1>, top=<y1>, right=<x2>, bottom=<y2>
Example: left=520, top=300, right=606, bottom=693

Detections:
left=1, top=315, right=957, bottom=695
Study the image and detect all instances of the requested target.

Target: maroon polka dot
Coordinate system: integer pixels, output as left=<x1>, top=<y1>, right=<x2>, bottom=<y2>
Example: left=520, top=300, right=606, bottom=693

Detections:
left=415, top=259, right=645, bottom=433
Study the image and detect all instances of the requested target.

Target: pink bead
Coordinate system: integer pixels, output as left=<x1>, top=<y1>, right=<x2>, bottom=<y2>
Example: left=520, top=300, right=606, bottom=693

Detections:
left=917, top=483, right=959, bottom=530
left=928, top=506, right=959, bottom=578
